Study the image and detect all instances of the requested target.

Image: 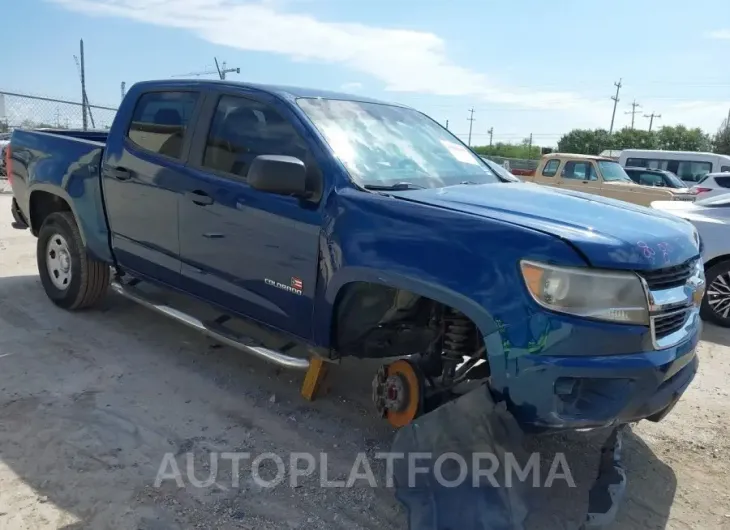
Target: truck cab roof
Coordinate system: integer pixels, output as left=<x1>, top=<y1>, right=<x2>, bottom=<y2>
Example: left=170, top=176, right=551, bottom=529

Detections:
left=130, top=79, right=405, bottom=108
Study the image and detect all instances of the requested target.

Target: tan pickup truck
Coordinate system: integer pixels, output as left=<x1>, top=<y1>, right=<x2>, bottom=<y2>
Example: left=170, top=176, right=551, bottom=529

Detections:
left=527, top=153, right=695, bottom=206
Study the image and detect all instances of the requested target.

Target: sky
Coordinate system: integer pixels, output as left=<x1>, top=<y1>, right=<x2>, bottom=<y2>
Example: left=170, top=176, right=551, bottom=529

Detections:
left=2, top=0, right=730, bottom=146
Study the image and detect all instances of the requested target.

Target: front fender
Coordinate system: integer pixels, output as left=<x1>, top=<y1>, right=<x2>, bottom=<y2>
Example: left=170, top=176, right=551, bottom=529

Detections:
left=312, top=188, right=590, bottom=390
left=323, top=265, right=500, bottom=342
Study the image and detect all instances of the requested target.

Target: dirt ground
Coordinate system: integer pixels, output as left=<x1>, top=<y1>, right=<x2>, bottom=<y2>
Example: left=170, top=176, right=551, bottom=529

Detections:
left=0, top=192, right=728, bottom=530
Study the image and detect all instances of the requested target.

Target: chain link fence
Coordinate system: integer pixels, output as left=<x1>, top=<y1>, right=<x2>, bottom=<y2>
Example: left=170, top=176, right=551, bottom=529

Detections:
left=0, top=91, right=118, bottom=132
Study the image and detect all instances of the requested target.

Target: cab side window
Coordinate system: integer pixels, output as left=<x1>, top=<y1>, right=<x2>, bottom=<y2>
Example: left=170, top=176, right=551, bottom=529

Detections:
left=542, top=159, right=560, bottom=177
left=562, top=161, right=596, bottom=180
left=127, top=91, right=199, bottom=159
left=201, top=95, right=322, bottom=199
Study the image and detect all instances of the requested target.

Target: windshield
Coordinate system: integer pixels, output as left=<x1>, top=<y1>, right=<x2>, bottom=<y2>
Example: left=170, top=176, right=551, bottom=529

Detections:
left=297, top=98, right=499, bottom=188
left=665, top=172, right=688, bottom=188
left=598, top=161, right=632, bottom=182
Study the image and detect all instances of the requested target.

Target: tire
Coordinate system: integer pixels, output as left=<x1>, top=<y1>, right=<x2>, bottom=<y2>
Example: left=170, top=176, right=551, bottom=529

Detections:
left=700, top=260, right=730, bottom=327
left=37, top=211, right=110, bottom=310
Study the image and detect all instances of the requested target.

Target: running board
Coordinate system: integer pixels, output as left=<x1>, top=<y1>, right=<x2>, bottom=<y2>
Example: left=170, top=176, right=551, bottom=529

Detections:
left=110, top=281, right=310, bottom=370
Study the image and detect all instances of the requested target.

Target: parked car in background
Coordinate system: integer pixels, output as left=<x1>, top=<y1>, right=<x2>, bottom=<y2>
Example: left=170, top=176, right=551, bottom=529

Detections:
left=618, top=149, right=730, bottom=184
left=529, top=153, right=695, bottom=206
left=479, top=156, right=522, bottom=182
left=689, top=172, right=730, bottom=199
left=624, top=167, right=688, bottom=189
left=651, top=194, right=730, bottom=327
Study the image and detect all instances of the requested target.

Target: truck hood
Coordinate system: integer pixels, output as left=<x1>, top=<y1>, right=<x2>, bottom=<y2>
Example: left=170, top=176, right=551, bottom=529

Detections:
left=397, top=183, right=699, bottom=269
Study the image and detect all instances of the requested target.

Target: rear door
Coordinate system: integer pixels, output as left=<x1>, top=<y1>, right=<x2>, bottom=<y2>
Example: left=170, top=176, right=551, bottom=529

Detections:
left=176, top=90, right=325, bottom=339
left=102, top=89, right=202, bottom=286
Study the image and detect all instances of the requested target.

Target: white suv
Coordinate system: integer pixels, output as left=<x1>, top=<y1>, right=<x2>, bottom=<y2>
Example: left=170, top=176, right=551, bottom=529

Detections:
left=691, top=172, right=730, bottom=199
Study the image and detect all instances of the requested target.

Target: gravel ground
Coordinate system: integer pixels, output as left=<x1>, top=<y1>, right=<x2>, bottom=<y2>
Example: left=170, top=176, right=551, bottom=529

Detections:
left=0, top=193, right=728, bottom=530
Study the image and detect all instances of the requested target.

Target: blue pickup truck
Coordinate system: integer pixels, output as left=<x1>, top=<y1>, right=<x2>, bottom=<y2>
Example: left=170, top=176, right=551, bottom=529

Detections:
left=6, top=79, right=705, bottom=430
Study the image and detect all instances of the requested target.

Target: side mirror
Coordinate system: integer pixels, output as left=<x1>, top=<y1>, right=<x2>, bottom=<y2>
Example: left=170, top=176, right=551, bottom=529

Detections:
left=248, top=155, right=307, bottom=197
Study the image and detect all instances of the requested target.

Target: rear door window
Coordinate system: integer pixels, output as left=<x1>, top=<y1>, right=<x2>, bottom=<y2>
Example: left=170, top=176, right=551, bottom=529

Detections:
left=127, top=91, right=199, bottom=159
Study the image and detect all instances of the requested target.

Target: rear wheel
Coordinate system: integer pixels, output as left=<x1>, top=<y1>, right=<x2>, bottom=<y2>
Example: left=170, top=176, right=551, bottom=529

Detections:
left=37, top=212, right=110, bottom=309
left=701, top=261, right=730, bottom=327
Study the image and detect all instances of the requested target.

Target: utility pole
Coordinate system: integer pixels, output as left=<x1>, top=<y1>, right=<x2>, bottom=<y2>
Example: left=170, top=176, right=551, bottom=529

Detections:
left=467, top=108, right=475, bottom=147
left=445, top=119, right=449, bottom=130
left=528, top=133, right=533, bottom=155
left=609, top=78, right=622, bottom=134
left=644, top=112, right=661, bottom=132
left=487, top=127, right=494, bottom=147
left=80, top=39, right=88, bottom=131
left=625, top=100, right=641, bottom=129
left=121, top=81, right=126, bottom=101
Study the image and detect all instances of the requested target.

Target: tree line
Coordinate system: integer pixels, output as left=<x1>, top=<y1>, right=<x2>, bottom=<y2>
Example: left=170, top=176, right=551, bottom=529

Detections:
left=471, top=119, right=730, bottom=160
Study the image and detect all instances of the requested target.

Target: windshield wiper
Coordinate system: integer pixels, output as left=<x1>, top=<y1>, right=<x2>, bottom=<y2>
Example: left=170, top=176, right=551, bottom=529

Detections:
left=363, top=182, right=426, bottom=191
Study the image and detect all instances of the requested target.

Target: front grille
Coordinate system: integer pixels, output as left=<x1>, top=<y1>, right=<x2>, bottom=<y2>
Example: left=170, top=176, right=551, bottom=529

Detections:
left=653, top=309, right=690, bottom=340
left=639, top=260, right=693, bottom=290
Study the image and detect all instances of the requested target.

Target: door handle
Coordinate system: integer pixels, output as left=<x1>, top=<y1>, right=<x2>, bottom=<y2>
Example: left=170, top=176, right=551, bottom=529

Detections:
left=186, top=190, right=214, bottom=206
left=110, top=167, right=132, bottom=181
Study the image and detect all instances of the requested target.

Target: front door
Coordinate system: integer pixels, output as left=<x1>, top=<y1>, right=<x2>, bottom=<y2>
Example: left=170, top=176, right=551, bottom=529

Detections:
left=557, top=160, right=602, bottom=196
left=177, top=92, right=324, bottom=339
left=102, top=90, right=201, bottom=286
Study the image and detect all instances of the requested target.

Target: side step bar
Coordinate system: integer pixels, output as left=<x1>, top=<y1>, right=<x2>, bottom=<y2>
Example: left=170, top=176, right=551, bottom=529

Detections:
left=110, top=281, right=310, bottom=370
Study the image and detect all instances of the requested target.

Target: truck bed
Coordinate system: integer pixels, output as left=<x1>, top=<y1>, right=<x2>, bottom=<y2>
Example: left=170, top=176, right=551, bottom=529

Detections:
left=9, top=128, right=113, bottom=263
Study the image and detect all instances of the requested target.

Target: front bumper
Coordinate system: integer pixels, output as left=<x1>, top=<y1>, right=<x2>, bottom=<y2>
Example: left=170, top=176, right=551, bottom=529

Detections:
left=506, top=311, right=700, bottom=430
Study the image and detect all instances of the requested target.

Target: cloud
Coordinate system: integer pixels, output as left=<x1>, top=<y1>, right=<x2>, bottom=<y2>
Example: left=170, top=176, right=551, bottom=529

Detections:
left=706, top=29, right=730, bottom=39
left=340, top=82, right=363, bottom=91
left=49, top=0, right=592, bottom=111
left=47, top=0, right=730, bottom=136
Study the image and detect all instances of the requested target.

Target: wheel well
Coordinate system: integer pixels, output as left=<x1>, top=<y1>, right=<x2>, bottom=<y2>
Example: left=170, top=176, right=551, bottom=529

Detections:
left=704, top=255, right=730, bottom=273
left=29, top=191, right=72, bottom=236
left=331, top=281, right=486, bottom=365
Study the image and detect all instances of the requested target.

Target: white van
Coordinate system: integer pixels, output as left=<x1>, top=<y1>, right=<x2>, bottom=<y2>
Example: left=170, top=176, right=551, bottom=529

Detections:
left=618, top=149, right=730, bottom=184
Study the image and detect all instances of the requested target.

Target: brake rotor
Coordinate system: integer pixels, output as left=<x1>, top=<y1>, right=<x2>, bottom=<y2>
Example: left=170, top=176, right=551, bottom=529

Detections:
left=372, top=359, right=424, bottom=428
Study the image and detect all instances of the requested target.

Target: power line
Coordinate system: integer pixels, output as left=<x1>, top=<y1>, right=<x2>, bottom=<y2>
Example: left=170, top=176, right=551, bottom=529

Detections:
left=467, top=108, right=475, bottom=147
left=644, top=112, right=661, bottom=132
left=173, top=57, right=240, bottom=80
left=609, top=78, right=622, bottom=134
left=625, top=100, right=642, bottom=129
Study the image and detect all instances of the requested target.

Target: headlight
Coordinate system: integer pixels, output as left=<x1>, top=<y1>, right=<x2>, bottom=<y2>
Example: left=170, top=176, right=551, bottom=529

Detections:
left=520, top=260, right=649, bottom=325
